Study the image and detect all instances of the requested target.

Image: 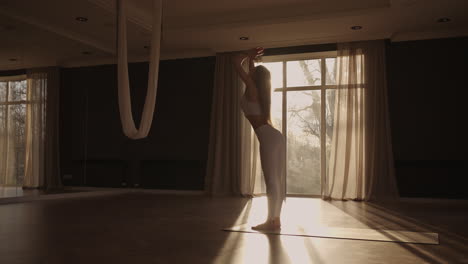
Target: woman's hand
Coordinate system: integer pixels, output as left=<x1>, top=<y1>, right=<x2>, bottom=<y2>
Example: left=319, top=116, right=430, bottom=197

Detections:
left=232, top=47, right=264, bottom=66
left=247, top=47, right=264, bottom=60
left=232, top=52, right=248, bottom=66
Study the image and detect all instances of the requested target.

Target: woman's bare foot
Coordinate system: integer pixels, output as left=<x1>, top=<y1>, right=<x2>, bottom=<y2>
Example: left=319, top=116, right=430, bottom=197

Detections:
left=252, top=218, right=281, bottom=231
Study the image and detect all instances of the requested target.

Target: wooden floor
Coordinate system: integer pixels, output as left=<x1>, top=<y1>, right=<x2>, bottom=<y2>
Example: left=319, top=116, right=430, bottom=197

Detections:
left=0, top=192, right=467, bottom=264
left=0, top=186, right=94, bottom=200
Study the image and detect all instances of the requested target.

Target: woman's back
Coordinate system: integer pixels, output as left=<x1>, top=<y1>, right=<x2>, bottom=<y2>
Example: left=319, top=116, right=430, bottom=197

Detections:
left=240, top=94, right=270, bottom=129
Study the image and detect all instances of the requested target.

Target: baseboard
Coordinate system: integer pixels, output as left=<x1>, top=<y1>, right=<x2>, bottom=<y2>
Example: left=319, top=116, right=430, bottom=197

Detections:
left=0, top=188, right=132, bottom=205
left=0, top=187, right=205, bottom=205
left=398, top=197, right=468, bottom=204
left=3, top=188, right=465, bottom=205
left=136, top=189, right=205, bottom=195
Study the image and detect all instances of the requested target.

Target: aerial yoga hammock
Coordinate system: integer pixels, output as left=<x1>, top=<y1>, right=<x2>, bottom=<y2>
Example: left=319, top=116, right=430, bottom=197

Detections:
left=117, top=0, right=162, bottom=139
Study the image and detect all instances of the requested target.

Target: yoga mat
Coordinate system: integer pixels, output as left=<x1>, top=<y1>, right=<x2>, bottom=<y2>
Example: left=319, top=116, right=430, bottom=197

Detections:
left=224, top=224, right=439, bottom=245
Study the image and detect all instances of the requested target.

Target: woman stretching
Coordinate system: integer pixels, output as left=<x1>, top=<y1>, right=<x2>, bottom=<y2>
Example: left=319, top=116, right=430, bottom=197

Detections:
left=232, top=47, right=286, bottom=230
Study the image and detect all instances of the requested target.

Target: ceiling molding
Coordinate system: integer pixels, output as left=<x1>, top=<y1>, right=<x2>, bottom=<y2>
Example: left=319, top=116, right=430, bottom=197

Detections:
left=87, top=0, right=391, bottom=33
left=0, top=75, right=27, bottom=81
left=0, top=6, right=115, bottom=54
left=59, top=48, right=215, bottom=68
left=391, top=27, right=468, bottom=42
left=214, top=32, right=393, bottom=53
left=86, top=0, right=152, bottom=31
left=0, top=62, right=58, bottom=71
left=164, top=3, right=391, bottom=31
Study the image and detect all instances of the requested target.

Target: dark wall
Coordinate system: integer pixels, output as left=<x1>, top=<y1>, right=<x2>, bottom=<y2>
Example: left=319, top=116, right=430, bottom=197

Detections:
left=386, top=37, right=468, bottom=198
left=60, top=57, right=215, bottom=190
left=58, top=44, right=338, bottom=191
left=4, top=37, right=467, bottom=198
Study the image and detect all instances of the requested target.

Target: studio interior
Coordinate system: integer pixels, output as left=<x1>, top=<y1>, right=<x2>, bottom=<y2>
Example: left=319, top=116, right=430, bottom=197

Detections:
left=0, top=0, right=467, bottom=263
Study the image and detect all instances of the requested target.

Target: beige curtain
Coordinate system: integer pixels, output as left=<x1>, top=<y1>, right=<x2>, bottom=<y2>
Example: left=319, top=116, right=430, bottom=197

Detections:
left=0, top=78, right=21, bottom=186
left=23, top=68, right=62, bottom=190
left=323, top=40, right=398, bottom=201
left=23, top=72, right=45, bottom=188
left=205, top=53, right=262, bottom=196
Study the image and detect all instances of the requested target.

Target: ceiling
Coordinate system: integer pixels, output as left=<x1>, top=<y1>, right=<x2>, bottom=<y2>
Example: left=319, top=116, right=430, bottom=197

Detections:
left=0, top=0, right=467, bottom=70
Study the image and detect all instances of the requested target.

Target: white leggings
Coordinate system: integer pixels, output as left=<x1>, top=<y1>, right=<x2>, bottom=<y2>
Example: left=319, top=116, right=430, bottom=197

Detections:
left=255, top=124, right=286, bottom=220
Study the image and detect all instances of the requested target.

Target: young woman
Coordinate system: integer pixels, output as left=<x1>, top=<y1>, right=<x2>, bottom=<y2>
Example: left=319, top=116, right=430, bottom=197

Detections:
left=232, top=47, right=286, bottom=230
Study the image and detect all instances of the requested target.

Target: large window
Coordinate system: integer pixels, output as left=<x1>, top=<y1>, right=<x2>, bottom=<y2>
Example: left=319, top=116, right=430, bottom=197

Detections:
left=256, top=51, right=337, bottom=195
left=0, top=75, right=28, bottom=187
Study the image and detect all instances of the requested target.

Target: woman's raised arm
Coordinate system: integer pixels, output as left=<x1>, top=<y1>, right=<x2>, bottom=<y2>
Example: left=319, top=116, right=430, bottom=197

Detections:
left=232, top=53, right=256, bottom=89
left=232, top=47, right=264, bottom=90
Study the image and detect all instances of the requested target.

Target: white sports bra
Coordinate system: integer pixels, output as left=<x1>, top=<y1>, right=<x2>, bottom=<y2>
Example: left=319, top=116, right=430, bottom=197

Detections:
left=240, top=95, right=262, bottom=115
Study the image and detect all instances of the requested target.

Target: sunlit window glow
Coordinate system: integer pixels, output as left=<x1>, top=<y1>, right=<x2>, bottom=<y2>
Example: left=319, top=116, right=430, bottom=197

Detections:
left=0, top=78, right=28, bottom=187
left=255, top=56, right=337, bottom=196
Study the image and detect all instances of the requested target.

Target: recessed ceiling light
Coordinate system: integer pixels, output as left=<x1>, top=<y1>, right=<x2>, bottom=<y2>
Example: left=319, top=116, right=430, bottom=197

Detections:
left=437, top=17, right=451, bottom=23
left=76, top=17, right=88, bottom=22
left=82, top=51, right=92, bottom=55
left=239, top=36, right=249, bottom=40
left=351, top=26, right=363, bottom=30
left=8, top=58, right=17, bottom=62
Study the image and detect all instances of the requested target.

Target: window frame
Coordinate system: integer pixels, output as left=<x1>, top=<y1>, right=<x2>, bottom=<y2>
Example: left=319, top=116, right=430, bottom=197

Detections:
left=0, top=75, right=29, bottom=106
left=0, top=74, right=28, bottom=187
left=258, top=51, right=337, bottom=197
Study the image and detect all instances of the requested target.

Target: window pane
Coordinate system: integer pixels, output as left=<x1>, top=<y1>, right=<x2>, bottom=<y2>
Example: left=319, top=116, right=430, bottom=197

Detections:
left=287, top=90, right=321, bottom=195
left=0, top=82, right=6, bottom=101
left=9, top=104, right=26, bottom=146
left=271, top=88, right=282, bottom=131
left=287, top=59, right=321, bottom=87
left=0, top=105, right=5, bottom=130
left=325, top=58, right=337, bottom=85
left=8, top=80, right=27, bottom=101
left=0, top=104, right=26, bottom=186
left=11, top=104, right=26, bottom=186
left=254, top=62, right=283, bottom=89
left=325, top=89, right=336, bottom=176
